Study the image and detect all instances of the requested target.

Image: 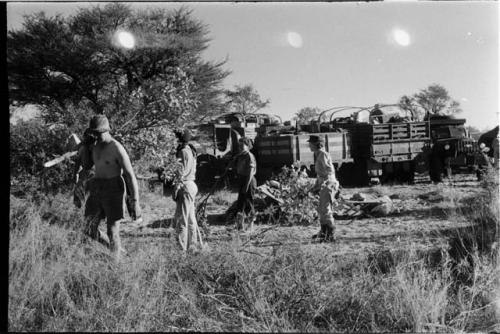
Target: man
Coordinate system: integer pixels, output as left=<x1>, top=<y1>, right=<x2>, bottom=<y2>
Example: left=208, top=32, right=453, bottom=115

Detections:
left=493, top=133, right=499, bottom=169
left=84, top=114, right=141, bottom=261
left=370, top=104, right=384, bottom=124
left=308, top=135, right=339, bottom=242
left=232, top=137, right=257, bottom=231
left=173, top=128, right=203, bottom=252
left=73, top=128, right=96, bottom=209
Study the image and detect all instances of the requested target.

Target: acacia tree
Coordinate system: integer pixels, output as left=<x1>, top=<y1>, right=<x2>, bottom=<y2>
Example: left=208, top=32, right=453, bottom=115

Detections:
left=293, top=107, right=324, bottom=124
left=223, top=84, right=270, bottom=115
left=8, top=4, right=230, bottom=163
left=398, top=84, right=462, bottom=121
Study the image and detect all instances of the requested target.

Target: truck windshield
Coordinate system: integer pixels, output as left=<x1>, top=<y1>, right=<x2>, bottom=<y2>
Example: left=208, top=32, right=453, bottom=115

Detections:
left=449, top=127, right=466, bottom=138
left=433, top=128, right=451, bottom=139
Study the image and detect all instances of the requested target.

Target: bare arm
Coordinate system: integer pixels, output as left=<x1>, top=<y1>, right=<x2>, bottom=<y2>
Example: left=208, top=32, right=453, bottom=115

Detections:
left=179, top=149, right=190, bottom=180
left=73, top=147, right=83, bottom=183
left=244, top=153, right=256, bottom=192
left=115, top=142, right=140, bottom=202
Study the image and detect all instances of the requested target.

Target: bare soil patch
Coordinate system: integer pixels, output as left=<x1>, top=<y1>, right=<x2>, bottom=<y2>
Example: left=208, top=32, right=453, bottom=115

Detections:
left=122, top=174, right=483, bottom=258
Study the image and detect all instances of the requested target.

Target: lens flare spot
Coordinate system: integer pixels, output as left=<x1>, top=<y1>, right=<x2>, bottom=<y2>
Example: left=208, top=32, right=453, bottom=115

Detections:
left=287, top=31, right=303, bottom=48
left=116, top=31, right=135, bottom=49
left=392, top=28, right=411, bottom=47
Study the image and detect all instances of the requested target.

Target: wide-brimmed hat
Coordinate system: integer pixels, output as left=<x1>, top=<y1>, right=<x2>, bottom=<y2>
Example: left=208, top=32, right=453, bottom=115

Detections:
left=88, top=115, right=111, bottom=133
left=174, top=128, right=192, bottom=143
left=307, top=135, right=324, bottom=144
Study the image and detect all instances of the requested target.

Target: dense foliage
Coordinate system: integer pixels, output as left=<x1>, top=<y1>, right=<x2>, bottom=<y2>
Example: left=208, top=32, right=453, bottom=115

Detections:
left=8, top=3, right=230, bottom=162
left=223, top=84, right=270, bottom=115
left=8, top=3, right=234, bottom=192
left=10, top=119, right=75, bottom=195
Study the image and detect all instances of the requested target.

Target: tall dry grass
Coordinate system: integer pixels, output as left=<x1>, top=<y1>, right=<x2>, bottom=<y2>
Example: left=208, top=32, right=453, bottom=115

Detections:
left=8, top=168, right=500, bottom=332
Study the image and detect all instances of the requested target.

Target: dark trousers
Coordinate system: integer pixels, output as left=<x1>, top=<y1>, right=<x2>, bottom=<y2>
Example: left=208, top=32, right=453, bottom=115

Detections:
left=236, top=175, right=256, bottom=217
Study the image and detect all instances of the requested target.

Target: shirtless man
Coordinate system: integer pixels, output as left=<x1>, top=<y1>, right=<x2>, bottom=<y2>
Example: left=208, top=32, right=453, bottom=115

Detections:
left=84, top=114, right=141, bottom=260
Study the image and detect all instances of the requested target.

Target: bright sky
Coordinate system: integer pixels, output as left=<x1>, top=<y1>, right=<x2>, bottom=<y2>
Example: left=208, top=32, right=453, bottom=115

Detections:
left=7, top=1, right=499, bottom=131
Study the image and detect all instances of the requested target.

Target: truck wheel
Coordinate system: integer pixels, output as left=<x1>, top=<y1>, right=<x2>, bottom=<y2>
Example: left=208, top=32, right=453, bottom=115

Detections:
left=337, top=162, right=356, bottom=186
left=429, top=154, right=443, bottom=183
left=405, top=162, right=416, bottom=184
left=352, top=159, right=370, bottom=186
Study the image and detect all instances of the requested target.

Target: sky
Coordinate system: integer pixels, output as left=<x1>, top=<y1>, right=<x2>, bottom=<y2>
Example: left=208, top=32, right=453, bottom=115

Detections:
left=7, top=1, right=499, bottom=131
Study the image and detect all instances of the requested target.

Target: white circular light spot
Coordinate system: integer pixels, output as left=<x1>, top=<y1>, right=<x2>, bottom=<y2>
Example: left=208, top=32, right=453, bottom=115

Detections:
left=287, top=32, right=303, bottom=48
left=392, top=29, right=411, bottom=46
left=117, top=31, right=135, bottom=49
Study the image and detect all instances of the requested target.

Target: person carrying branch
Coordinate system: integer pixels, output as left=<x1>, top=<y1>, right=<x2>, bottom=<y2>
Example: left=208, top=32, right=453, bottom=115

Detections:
left=172, top=128, right=204, bottom=252
left=73, top=128, right=96, bottom=209
left=230, top=137, right=257, bottom=231
left=307, top=135, right=339, bottom=242
left=84, top=115, right=141, bottom=261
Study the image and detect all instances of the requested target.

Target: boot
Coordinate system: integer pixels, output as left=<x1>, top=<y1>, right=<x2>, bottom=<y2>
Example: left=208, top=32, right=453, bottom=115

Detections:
left=312, top=225, right=326, bottom=240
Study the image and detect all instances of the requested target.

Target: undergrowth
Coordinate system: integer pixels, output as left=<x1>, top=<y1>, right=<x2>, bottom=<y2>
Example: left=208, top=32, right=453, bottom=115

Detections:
left=8, top=168, right=500, bottom=332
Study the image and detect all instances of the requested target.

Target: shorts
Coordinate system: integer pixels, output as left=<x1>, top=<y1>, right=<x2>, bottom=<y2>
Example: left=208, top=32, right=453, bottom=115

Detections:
left=84, top=176, right=126, bottom=223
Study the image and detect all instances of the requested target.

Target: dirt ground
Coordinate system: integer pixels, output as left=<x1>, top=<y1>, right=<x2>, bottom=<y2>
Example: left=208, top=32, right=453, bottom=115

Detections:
left=121, top=173, right=484, bottom=257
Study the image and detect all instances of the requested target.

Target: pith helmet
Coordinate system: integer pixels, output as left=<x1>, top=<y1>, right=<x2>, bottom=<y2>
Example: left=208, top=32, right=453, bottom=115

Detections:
left=89, top=114, right=111, bottom=133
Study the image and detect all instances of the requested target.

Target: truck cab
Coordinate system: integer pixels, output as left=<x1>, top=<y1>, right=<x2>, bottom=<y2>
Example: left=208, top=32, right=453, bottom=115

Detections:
left=428, top=115, right=482, bottom=182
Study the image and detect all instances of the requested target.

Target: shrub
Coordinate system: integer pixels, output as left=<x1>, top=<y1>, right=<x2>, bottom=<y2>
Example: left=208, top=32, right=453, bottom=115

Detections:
left=252, top=166, right=318, bottom=226
left=10, top=119, right=75, bottom=195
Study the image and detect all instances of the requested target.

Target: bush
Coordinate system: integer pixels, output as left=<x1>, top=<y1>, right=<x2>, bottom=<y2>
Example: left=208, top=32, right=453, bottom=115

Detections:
left=251, top=166, right=318, bottom=226
left=10, top=119, right=75, bottom=195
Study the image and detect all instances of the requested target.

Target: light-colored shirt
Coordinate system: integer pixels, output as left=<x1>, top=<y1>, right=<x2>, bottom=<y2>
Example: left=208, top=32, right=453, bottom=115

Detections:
left=177, top=145, right=197, bottom=182
left=314, top=149, right=338, bottom=187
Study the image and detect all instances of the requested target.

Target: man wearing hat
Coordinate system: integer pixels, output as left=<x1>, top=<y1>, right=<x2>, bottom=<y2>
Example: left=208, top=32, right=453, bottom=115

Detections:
left=232, top=137, right=257, bottom=231
left=172, top=128, right=204, bottom=252
left=308, top=135, right=339, bottom=242
left=84, top=114, right=141, bottom=261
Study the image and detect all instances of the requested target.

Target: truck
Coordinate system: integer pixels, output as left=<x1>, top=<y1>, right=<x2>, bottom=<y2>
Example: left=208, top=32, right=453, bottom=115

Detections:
left=427, top=114, right=484, bottom=182
left=310, top=105, right=431, bottom=185
left=190, top=106, right=484, bottom=187
left=190, top=112, right=287, bottom=186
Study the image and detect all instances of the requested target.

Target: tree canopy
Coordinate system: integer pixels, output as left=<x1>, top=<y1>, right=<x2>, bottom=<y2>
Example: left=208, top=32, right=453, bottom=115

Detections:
left=223, top=84, right=270, bottom=115
left=398, top=84, right=462, bottom=121
left=8, top=3, right=230, bottom=156
left=293, top=107, right=324, bottom=124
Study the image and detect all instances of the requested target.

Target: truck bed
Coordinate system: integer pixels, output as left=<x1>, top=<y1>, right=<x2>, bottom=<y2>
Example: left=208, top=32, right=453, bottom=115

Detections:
left=352, top=122, right=431, bottom=163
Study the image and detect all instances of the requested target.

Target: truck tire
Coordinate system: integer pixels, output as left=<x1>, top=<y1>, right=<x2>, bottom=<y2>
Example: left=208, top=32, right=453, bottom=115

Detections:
left=337, top=162, right=357, bottom=186
left=353, top=159, right=370, bottom=186
left=401, top=162, right=415, bottom=184
left=429, top=153, right=443, bottom=183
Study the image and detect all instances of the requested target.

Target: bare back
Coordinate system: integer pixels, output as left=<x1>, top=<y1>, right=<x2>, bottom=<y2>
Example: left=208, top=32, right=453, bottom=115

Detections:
left=92, top=138, right=123, bottom=179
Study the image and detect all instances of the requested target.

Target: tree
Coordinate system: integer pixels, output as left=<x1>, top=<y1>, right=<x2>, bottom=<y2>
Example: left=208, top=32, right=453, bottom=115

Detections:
left=398, top=84, right=462, bottom=121
left=293, top=107, right=324, bottom=124
left=223, top=84, right=270, bottom=115
left=8, top=4, right=230, bottom=159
